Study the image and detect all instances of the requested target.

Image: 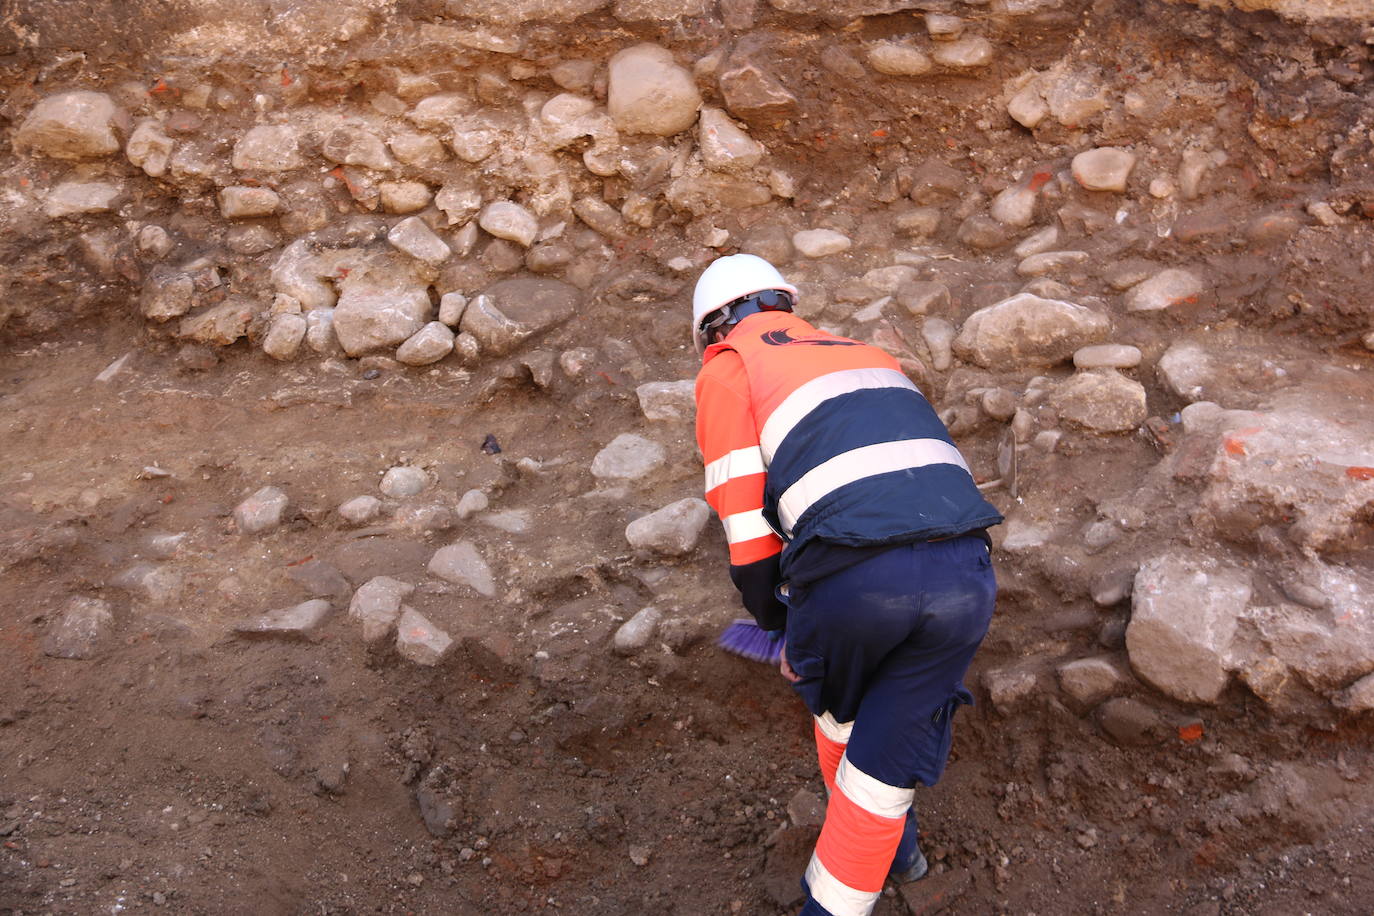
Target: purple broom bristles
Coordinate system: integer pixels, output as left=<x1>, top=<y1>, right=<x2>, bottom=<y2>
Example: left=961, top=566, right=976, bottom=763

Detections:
left=718, top=619, right=784, bottom=665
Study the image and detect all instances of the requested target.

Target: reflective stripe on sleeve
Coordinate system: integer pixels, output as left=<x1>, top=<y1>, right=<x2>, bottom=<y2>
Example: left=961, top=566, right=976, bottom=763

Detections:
left=721, top=508, right=774, bottom=545
left=804, top=854, right=882, bottom=916
left=815, top=712, right=854, bottom=745
left=760, top=367, right=918, bottom=462
left=704, top=445, right=766, bottom=493
left=777, top=438, right=970, bottom=535
left=834, top=755, right=914, bottom=820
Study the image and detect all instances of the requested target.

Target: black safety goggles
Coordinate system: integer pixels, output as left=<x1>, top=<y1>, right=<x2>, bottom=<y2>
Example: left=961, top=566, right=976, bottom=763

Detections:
left=698, top=288, right=795, bottom=337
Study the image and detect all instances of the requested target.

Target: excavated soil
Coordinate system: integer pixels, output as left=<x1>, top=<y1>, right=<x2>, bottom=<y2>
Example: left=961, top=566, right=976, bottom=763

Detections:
left=2, top=1, right=1374, bottom=914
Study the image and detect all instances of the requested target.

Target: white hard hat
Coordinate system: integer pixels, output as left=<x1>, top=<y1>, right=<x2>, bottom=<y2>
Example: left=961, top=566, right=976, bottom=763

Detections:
left=691, top=254, right=799, bottom=353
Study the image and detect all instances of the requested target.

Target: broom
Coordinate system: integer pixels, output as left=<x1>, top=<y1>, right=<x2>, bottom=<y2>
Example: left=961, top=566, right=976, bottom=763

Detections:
left=717, top=619, right=784, bottom=664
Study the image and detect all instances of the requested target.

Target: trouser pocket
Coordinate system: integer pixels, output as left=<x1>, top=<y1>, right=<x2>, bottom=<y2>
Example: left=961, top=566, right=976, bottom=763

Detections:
left=912, top=686, right=974, bottom=787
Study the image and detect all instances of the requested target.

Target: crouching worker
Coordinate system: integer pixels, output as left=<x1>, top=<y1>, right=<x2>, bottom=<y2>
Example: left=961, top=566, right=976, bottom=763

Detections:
left=691, top=254, right=1002, bottom=916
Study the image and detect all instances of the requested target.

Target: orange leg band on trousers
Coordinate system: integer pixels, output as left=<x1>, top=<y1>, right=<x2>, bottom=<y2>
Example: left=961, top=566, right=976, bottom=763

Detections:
left=814, top=721, right=846, bottom=794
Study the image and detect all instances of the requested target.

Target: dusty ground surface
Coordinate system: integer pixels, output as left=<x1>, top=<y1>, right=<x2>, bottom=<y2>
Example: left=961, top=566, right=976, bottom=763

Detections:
left=3, top=0, right=1374, bottom=913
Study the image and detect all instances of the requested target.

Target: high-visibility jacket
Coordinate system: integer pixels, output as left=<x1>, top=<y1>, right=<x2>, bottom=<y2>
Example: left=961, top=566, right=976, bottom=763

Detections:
left=695, top=311, right=1002, bottom=629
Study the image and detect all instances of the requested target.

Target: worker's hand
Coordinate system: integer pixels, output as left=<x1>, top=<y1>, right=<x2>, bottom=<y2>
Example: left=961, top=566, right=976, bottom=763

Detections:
left=779, top=643, right=801, bottom=683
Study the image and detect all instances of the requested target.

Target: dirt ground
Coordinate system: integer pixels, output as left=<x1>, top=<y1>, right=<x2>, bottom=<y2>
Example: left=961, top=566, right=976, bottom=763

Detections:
left=3, top=0, right=1374, bottom=913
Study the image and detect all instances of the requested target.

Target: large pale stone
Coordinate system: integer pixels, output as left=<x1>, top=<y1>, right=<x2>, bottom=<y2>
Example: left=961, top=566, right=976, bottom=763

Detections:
left=931, top=36, right=994, bottom=68
left=44, top=182, right=122, bottom=218
left=1074, top=344, right=1142, bottom=370
left=1126, top=552, right=1252, bottom=704
left=1125, top=269, right=1203, bottom=312
left=719, top=60, right=797, bottom=125
left=698, top=108, right=765, bottom=172
left=16, top=91, right=123, bottom=159
left=479, top=201, right=539, bottom=247
left=43, top=597, right=114, bottom=660
left=388, top=217, right=451, bottom=264
left=232, top=125, right=304, bottom=171
left=1156, top=341, right=1214, bottom=401
left=396, top=607, right=453, bottom=666
left=349, top=576, right=415, bottom=642
left=592, top=433, right=666, bottom=480
left=954, top=293, right=1110, bottom=368
left=332, top=280, right=432, bottom=356
left=323, top=126, right=395, bottom=171
left=219, top=186, right=281, bottom=219
left=428, top=541, right=497, bottom=596
left=458, top=277, right=580, bottom=356
left=636, top=380, right=698, bottom=421
left=397, top=322, right=455, bottom=365
left=1071, top=148, right=1138, bottom=192
left=125, top=119, right=173, bottom=176
left=613, top=606, right=662, bottom=655
left=866, top=41, right=932, bottom=76
left=178, top=300, right=256, bottom=346
left=262, top=313, right=307, bottom=360
left=235, top=486, right=289, bottom=534
left=235, top=600, right=331, bottom=640
left=625, top=498, right=711, bottom=556
left=1057, top=656, right=1130, bottom=705
left=793, top=229, right=852, bottom=258
left=607, top=43, right=702, bottom=136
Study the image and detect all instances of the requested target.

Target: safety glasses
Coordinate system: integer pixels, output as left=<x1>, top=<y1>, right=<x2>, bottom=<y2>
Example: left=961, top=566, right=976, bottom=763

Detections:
left=697, top=289, right=795, bottom=339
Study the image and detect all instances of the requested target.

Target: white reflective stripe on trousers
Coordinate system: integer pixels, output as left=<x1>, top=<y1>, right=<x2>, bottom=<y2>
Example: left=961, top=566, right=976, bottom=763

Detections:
left=759, top=367, right=919, bottom=463
left=777, top=438, right=971, bottom=534
left=704, top=445, right=766, bottom=493
left=721, top=508, right=774, bottom=545
left=815, top=712, right=854, bottom=745
left=804, top=853, right=881, bottom=916
left=834, top=753, right=914, bottom=820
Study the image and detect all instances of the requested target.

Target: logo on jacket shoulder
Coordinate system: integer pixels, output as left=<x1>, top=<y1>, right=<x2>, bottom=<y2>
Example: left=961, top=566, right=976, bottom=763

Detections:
left=761, top=329, right=860, bottom=347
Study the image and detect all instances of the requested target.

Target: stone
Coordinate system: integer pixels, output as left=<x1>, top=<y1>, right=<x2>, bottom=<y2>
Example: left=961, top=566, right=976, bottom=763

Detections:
left=16, top=91, right=123, bottom=159
left=380, top=466, right=430, bottom=499
left=1051, top=370, right=1147, bottom=433
left=44, top=182, right=122, bottom=218
left=380, top=181, right=433, bottom=214
left=983, top=666, right=1038, bottom=715
left=339, top=495, right=383, bottom=525
left=1070, top=148, right=1137, bottom=193
left=397, top=322, right=455, bottom=366
left=894, top=207, right=941, bottom=238
left=332, top=280, right=431, bottom=357
left=271, top=241, right=337, bottom=311
left=931, top=36, right=994, bottom=68
left=479, top=201, right=539, bottom=247
left=113, top=564, right=183, bottom=606
left=1007, top=85, right=1048, bottom=129
left=573, top=197, right=631, bottom=239
left=981, top=388, right=1017, bottom=422
left=956, top=214, right=1011, bottom=250
left=178, top=300, right=256, bottom=346
left=954, top=293, right=1110, bottom=369
left=348, top=576, right=415, bottom=642
left=219, top=187, right=281, bottom=219
left=718, top=60, right=797, bottom=126
left=232, top=125, right=303, bottom=171
left=322, top=126, right=395, bottom=171
left=636, top=380, right=696, bottom=421
left=1124, top=269, right=1203, bottom=312
left=866, top=41, right=932, bottom=77
left=480, top=509, right=530, bottom=534
left=482, top=238, right=524, bottom=273
left=435, top=187, right=483, bottom=226
left=989, top=185, right=1037, bottom=228
left=862, top=266, right=920, bottom=295
left=698, top=108, right=765, bottom=172
left=139, top=225, right=175, bottom=257
left=1156, top=342, right=1213, bottom=401
left=1074, top=344, right=1141, bottom=370
left=613, top=606, right=662, bottom=655
left=626, top=498, right=711, bottom=556
left=592, top=434, right=666, bottom=480
left=43, top=597, right=114, bottom=660
left=389, top=131, right=447, bottom=166
left=438, top=293, right=468, bottom=328
left=455, top=489, right=489, bottom=519
left=459, top=277, right=580, bottom=356
left=528, top=241, right=575, bottom=272
left=1126, top=552, right=1253, bottom=704
left=305, top=309, right=342, bottom=354
left=428, top=541, right=497, bottom=596
left=665, top=172, right=772, bottom=216
left=388, top=217, right=450, bottom=264
left=1014, top=226, right=1059, bottom=259
left=395, top=505, right=455, bottom=535
left=999, top=515, right=1053, bottom=553
left=925, top=13, right=964, bottom=38
left=1336, top=672, right=1374, bottom=712
left=263, top=313, right=307, bottom=360
left=1057, top=657, right=1129, bottom=706
left=396, top=607, right=454, bottom=666
left=607, top=44, right=701, bottom=136
left=1017, top=251, right=1089, bottom=278
left=793, top=229, right=852, bottom=258
left=1045, top=68, right=1111, bottom=127
left=235, top=486, right=289, bottom=534
left=921, top=317, right=956, bottom=371
left=125, top=119, right=174, bottom=177
left=235, top=600, right=331, bottom=640
left=1097, top=697, right=1167, bottom=747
